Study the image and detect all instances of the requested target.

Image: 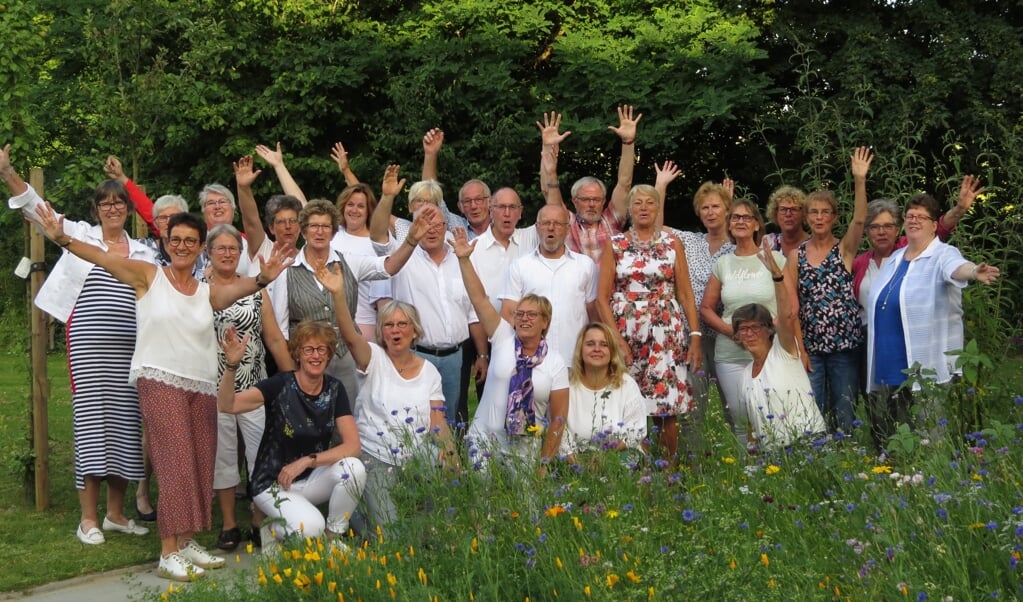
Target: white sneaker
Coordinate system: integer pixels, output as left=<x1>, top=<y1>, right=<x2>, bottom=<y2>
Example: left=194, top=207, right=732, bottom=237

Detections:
left=178, top=540, right=226, bottom=569
left=102, top=517, right=149, bottom=536
left=76, top=523, right=105, bottom=545
left=158, top=552, right=205, bottom=582
left=259, top=524, right=281, bottom=558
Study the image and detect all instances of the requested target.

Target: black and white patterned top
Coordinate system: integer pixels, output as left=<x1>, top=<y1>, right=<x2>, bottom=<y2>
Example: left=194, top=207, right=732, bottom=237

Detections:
left=669, top=229, right=736, bottom=335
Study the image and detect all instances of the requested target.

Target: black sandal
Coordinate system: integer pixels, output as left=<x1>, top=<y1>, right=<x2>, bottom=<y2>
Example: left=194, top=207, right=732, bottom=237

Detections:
left=216, top=527, right=242, bottom=551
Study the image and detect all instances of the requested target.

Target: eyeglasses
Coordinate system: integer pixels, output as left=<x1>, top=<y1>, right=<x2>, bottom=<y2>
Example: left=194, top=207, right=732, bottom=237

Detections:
left=904, top=213, right=935, bottom=223
left=97, top=200, right=128, bottom=211
left=460, top=196, right=489, bottom=206
left=574, top=196, right=604, bottom=205
left=491, top=204, right=522, bottom=213
left=211, top=245, right=240, bottom=254
left=300, top=345, right=329, bottom=356
left=154, top=214, right=177, bottom=223
left=382, top=320, right=411, bottom=329
left=305, top=223, right=333, bottom=232
left=867, top=223, right=898, bottom=233
left=737, top=323, right=765, bottom=335
left=274, top=217, right=299, bottom=227
left=204, top=198, right=230, bottom=208
left=409, top=198, right=433, bottom=208
left=777, top=206, right=802, bottom=215
left=514, top=310, right=541, bottom=321
left=537, top=220, right=568, bottom=229
left=167, top=236, right=200, bottom=248
left=729, top=214, right=755, bottom=223
left=807, top=208, right=835, bottom=217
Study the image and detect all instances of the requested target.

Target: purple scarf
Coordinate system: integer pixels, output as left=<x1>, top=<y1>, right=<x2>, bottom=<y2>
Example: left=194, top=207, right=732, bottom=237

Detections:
left=505, top=337, right=549, bottom=436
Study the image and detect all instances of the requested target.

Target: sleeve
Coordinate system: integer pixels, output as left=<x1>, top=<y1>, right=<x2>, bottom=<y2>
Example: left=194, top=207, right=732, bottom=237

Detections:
left=549, top=355, right=570, bottom=391
left=712, top=253, right=728, bottom=280
left=584, top=260, right=598, bottom=303
left=619, top=376, right=648, bottom=448
left=253, top=372, right=287, bottom=407
left=332, top=377, right=354, bottom=419
left=499, top=258, right=524, bottom=302
left=429, top=369, right=445, bottom=403
left=124, top=179, right=159, bottom=237
left=938, top=244, right=969, bottom=287
left=346, top=253, right=390, bottom=282
left=773, top=250, right=787, bottom=269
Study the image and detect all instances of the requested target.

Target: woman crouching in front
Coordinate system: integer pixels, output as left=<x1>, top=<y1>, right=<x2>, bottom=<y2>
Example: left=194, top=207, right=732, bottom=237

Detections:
left=218, top=320, right=366, bottom=552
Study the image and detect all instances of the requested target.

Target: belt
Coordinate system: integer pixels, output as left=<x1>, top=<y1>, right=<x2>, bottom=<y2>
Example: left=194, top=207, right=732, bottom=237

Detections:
left=415, top=344, right=461, bottom=357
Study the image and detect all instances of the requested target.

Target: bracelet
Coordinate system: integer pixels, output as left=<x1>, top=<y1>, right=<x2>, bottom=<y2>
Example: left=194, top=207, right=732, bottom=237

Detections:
left=405, top=237, right=418, bottom=248
left=225, top=361, right=240, bottom=371
left=690, top=331, right=702, bottom=337
left=971, top=265, right=979, bottom=281
left=478, top=353, right=490, bottom=360
left=255, top=276, right=269, bottom=289
left=772, top=273, right=784, bottom=282
left=621, top=139, right=635, bottom=146
left=545, top=183, right=560, bottom=189
left=57, top=237, right=72, bottom=248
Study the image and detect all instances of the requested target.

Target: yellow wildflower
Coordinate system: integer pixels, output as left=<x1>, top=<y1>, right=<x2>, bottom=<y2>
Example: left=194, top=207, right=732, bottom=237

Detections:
left=626, top=570, right=641, bottom=583
left=584, top=585, right=591, bottom=596
left=721, top=456, right=735, bottom=464
left=606, top=510, right=619, bottom=519
left=765, top=464, right=780, bottom=475
left=761, top=553, right=769, bottom=566
left=872, top=465, right=892, bottom=474
left=545, top=505, right=566, bottom=517
left=606, top=574, right=620, bottom=588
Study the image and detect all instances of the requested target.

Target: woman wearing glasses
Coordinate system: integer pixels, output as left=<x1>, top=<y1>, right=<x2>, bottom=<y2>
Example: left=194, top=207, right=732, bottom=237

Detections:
left=452, top=229, right=569, bottom=473
left=206, top=225, right=295, bottom=552
left=735, top=239, right=827, bottom=448
left=783, top=148, right=873, bottom=434
left=865, top=192, right=999, bottom=446
left=2, top=146, right=155, bottom=547
left=700, top=199, right=788, bottom=445
left=32, top=197, right=295, bottom=581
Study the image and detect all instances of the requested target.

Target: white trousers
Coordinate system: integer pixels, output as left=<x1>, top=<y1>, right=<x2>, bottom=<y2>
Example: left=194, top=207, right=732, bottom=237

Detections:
left=213, top=407, right=265, bottom=490
left=253, top=457, right=367, bottom=539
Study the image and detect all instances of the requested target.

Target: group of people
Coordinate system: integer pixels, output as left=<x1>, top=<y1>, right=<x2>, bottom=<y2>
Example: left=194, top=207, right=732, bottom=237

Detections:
left=0, top=106, right=1000, bottom=581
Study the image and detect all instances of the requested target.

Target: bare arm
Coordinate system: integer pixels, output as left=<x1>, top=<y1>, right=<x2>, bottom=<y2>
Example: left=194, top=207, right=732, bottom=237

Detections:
left=595, top=240, right=630, bottom=363
left=952, top=261, right=1000, bottom=284
left=653, top=160, right=681, bottom=231
left=607, top=105, right=642, bottom=218
left=371, top=165, right=405, bottom=244
left=757, top=238, right=798, bottom=355
left=539, top=387, right=569, bottom=465
left=217, top=328, right=268, bottom=414
left=841, top=147, right=873, bottom=266
left=330, top=142, right=360, bottom=186
left=699, top=275, right=731, bottom=338
left=380, top=205, right=437, bottom=275
left=421, top=128, right=443, bottom=182
left=0, top=144, right=29, bottom=196
left=234, top=155, right=267, bottom=258
left=468, top=321, right=489, bottom=384
left=209, top=240, right=296, bottom=310
left=260, top=291, right=296, bottom=372
left=452, top=228, right=502, bottom=337
left=255, top=142, right=307, bottom=204
left=672, top=238, right=702, bottom=371
left=315, top=264, right=371, bottom=371
left=939, top=174, right=982, bottom=234
left=429, top=403, right=459, bottom=470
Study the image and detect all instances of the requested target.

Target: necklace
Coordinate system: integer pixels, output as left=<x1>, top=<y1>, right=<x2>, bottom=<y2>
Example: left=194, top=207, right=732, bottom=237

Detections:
left=392, top=355, right=417, bottom=376
left=628, top=227, right=657, bottom=249
left=879, top=260, right=909, bottom=312
left=104, top=232, right=126, bottom=245
left=167, top=267, right=197, bottom=295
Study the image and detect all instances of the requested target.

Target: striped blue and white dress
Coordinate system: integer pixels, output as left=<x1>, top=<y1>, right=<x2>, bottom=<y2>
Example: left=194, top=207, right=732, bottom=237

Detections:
left=67, top=266, right=144, bottom=489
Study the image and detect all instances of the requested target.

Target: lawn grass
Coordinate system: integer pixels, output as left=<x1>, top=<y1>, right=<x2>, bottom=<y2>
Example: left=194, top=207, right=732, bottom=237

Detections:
left=0, top=352, right=238, bottom=593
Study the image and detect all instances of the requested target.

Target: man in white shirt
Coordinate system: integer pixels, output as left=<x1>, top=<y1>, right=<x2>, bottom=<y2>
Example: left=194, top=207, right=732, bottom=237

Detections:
left=500, top=205, right=598, bottom=361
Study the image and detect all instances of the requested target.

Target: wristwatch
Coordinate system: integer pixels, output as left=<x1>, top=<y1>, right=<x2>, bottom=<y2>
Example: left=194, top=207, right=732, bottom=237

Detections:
left=307, top=453, right=318, bottom=466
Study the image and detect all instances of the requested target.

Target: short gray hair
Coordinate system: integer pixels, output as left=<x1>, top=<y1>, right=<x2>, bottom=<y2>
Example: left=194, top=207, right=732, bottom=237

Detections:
left=570, top=176, right=607, bottom=199
left=207, top=224, right=242, bottom=248
left=198, top=184, right=236, bottom=210
left=866, top=198, right=902, bottom=227
left=407, top=180, right=444, bottom=211
left=153, top=194, right=188, bottom=215
left=375, top=300, right=425, bottom=348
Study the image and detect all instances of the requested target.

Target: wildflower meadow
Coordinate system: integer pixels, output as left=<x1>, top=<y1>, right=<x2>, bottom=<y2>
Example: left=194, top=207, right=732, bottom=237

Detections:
left=150, top=385, right=1023, bottom=601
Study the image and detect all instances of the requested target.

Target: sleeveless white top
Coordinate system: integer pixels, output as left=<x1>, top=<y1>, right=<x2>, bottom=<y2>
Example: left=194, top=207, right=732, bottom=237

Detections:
left=130, top=268, right=217, bottom=394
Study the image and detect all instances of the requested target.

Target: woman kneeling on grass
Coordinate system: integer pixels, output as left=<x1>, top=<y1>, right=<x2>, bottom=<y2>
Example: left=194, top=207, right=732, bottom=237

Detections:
left=564, top=323, right=647, bottom=467
left=734, top=238, right=827, bottom=449
left=218, top=320, right=366, bottom=553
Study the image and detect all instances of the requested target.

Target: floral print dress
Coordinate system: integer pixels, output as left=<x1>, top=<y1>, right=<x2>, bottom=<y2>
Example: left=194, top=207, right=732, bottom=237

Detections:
left=609, top=231, right=693, bottom=416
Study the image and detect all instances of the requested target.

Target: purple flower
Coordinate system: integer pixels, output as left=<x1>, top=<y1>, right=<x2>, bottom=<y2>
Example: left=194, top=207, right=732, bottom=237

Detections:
left=682, top=510, right=696, bottom=522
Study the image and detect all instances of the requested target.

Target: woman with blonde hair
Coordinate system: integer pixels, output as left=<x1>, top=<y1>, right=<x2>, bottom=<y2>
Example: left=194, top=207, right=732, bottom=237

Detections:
left=564, top=323, right=646, bottom=461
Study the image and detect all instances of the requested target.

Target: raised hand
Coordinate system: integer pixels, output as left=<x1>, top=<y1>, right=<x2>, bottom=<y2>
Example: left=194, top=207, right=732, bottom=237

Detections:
left=449, top=227, right=476, bottom=259
left=654, top=161, right=681, bottom=190
left=756, top=236, right=783, bottom=275
left=0, top=144, right=11, bottom=174
left=330, top=142, right=351, bottom=173
left=536, top=112, right=571, bottom=147
left=721, top=177, right=735, bottom=199
left=408, top=204, right=439, bottom=243
left=957, top=174, right=984, bottom=213
left=381, top=164, right=406, bottom=197
left=103, top=156, right=127, bottom=182
left=608, top=105, right=642, bottom=142
left=314, top=263, right=345, bottom=296
left=423, top=128, right=444, bottom=155
left=255, top=142, right=285, bottom=168
left=30, top=201, right=67, bottom=242
left=850, top=146, right=874, bottom=179
left=974, top=263, right=1000, bottom=285
left=219, top=325, right=250, bottom=366
left=257, top=239, right=298, bottom=283
left=233, top=155, right=262, bottom=188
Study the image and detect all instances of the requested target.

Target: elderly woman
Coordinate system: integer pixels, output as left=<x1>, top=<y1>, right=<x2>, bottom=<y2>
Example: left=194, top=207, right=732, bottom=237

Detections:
left=2, top=146, right=154, bottom=546
left=735, top=239, right=827, bottom=448
left=453, top=229, right=569, bottom=471
left=218, top=319, right=365, bottom=552
left=564, top=323, right=646, bottom=463
left=332, top=183, right=392, bottom=341
left=597, top=184, right=701, bottom=460
left=763, top=185, right=810, bottom=257
left=866, top=193, right=999, bottom=444
left=34, top=202, right=295, bottom=581
left=318, top=264, right=457, bottom=531
left=206, top=225, right=295, bottom=551
left=700, top=199, right=787, bottom=443
left=784, top=148, right=872, bottom=433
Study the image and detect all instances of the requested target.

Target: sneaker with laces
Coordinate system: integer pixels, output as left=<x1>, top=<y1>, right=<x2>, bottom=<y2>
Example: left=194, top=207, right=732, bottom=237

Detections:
left=103, top=517, right=149, bottom=536
left=158, top=552, right=205, bottom=582
left=179, top=540, right=226, bottom=569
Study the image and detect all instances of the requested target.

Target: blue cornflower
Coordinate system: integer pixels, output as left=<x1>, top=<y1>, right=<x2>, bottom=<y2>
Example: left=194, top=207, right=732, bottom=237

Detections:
left=936, top=508, right=948, bottom=521
left=682, top=509, right=696, bottom=522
